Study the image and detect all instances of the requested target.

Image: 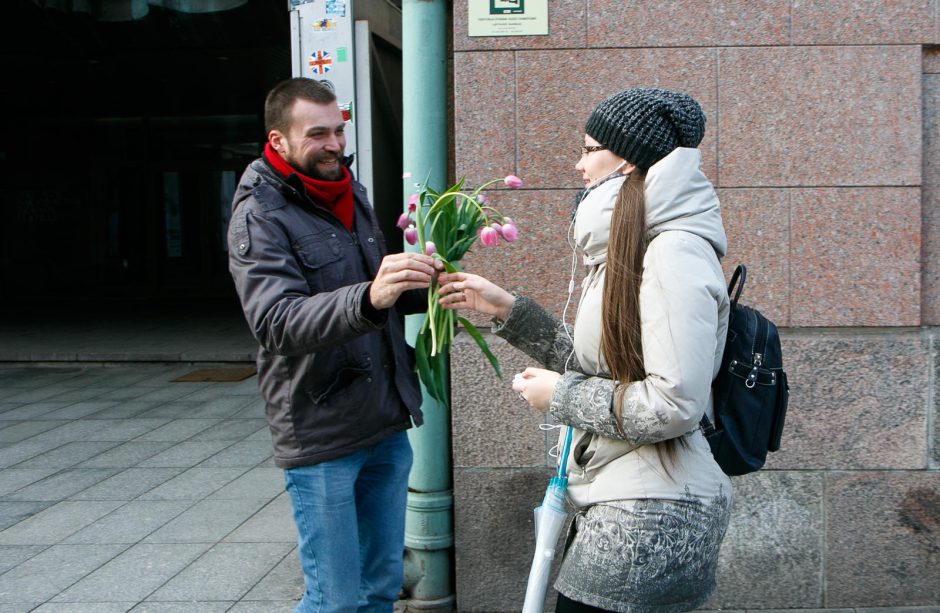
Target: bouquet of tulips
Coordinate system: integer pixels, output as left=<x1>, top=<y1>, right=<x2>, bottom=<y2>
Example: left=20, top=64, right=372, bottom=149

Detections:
left=398, top=173, right=523, bottom=405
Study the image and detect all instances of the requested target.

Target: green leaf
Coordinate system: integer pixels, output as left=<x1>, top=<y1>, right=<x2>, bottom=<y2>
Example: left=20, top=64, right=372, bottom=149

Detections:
left=432, top=349, right=449, bottom=404
left=448, top=235, right=479, bottom=261
left=458, top=317, right=502, bottom=379
left=443, top=177, right=466, bottom=195
left=415, top=330, right=445, bottom=404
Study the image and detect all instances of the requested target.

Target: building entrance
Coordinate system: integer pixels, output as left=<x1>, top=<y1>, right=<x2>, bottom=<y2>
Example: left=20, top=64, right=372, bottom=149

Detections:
left=1, top=0, right=404, bottom=328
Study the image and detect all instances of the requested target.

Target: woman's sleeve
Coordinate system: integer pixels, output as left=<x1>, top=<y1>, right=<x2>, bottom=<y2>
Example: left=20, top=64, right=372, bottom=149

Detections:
left=549, top=234, right=721, bottom=444
left=492, top=295, right=582, bottom=374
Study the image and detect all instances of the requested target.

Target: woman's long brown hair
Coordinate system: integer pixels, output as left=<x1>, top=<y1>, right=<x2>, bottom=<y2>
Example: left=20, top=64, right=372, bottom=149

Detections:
left=600, top=171, right=685, bottom=474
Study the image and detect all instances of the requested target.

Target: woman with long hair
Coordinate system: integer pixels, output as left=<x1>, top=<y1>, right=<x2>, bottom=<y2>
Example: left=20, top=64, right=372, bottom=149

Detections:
left=438, top=88, right=732, bottom=612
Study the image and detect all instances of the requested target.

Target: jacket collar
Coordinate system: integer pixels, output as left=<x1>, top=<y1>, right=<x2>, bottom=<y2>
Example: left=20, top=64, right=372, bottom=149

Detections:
left=572, top=147, right=727, bottom=265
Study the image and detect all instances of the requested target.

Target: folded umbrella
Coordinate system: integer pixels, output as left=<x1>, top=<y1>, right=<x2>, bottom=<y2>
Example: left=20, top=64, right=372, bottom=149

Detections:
left=522, top=426, right=573, bottom=613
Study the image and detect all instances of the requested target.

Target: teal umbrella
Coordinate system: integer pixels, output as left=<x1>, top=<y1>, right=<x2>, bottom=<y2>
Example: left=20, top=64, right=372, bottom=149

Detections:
left=522, top=425, right=574, bottom=613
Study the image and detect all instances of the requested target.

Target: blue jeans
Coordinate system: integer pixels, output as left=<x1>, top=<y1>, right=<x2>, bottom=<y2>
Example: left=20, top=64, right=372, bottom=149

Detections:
left=284, top=431, right=413, bottom=613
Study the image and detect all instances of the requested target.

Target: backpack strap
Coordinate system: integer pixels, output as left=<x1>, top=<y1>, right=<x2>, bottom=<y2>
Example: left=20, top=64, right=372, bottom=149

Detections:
left=728, top=264, right=746, bottom=307
left=700, top=264, right=748, bottom=435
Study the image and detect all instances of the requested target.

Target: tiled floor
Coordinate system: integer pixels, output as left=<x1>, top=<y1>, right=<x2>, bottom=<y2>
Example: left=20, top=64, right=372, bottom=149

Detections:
left=0, top=364, right=301, bottom=612
left=1, top=316, right=936, bottom=612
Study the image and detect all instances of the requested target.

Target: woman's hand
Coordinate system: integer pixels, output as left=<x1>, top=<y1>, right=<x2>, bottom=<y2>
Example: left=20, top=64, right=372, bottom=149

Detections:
left=437, top=272, right=515, bottom=321
left=512, top=367, right=561, bottom=412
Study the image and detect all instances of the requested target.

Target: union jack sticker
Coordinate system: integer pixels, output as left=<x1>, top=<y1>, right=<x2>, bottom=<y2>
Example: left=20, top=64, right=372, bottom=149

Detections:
left=308, top=50, right=332, bottom=75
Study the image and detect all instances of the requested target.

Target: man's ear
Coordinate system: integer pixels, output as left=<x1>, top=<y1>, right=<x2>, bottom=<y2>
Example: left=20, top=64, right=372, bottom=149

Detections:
left=268, top=130, right=286, bottom=154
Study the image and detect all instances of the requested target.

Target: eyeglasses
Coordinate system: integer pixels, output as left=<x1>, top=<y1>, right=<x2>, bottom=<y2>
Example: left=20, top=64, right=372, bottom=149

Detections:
left=579, top=145, right=607, bottom=157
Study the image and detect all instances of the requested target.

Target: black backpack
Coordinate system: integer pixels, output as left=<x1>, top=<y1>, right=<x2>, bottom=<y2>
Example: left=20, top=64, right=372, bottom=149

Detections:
left=701, top=265, right=789, bottom=476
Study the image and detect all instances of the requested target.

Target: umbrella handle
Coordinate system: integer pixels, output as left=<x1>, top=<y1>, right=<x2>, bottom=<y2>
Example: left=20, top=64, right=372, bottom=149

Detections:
left=557, top=425, right=574, bottom=479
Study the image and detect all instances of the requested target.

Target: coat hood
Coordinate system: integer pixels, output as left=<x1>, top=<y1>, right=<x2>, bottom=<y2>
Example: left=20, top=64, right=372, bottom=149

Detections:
left=573, top=147, right=726, bottom=264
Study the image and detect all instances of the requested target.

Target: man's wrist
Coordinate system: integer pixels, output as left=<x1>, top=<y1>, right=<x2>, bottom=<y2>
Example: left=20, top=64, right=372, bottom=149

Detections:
left=362, top=284, right=386, bottom=323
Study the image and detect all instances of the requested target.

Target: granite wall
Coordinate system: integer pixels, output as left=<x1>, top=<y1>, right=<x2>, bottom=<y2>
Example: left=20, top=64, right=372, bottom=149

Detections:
left=448, top=2, right=940, bottom=611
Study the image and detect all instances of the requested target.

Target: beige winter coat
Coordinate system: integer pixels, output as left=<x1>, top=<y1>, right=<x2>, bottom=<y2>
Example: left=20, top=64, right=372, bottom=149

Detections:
left=559, top=147, right=732, bottom=507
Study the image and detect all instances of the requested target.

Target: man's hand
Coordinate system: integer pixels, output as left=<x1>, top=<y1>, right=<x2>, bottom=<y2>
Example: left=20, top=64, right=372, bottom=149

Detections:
left=369, top=253, right=444, bottom=310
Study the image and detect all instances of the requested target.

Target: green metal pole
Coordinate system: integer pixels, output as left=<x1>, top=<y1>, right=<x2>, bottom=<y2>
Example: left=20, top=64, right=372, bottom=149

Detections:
left=401, top=0, right=453, bottom=610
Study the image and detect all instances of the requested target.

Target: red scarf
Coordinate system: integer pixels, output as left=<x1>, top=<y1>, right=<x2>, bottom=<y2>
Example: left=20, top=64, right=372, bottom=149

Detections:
left=264, top=143, right=354, bottom=231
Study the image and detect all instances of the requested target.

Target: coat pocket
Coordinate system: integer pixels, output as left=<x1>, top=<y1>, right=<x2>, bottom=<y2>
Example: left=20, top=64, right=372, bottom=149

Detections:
left=294, top=232, right=345, bottom=290
left=308, top=361, right=372, bottom=405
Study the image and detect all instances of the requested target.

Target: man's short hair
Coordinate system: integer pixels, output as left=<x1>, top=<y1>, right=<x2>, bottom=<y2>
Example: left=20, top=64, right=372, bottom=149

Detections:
left=264, top=78, right=337, bottom=134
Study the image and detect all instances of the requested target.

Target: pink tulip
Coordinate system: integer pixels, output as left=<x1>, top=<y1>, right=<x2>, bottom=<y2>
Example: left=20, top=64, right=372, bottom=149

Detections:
left=480, top=226, right=499, bottom=247
left=501, top=223, right=519, bottom=242
left=502, top=216, right=514, bottom=226
left=490, top=222, right=503, bottom=236
left=396, top=212, right=410, bottom=230
left=504, top=175, right=523, bottom=189
left=424, top=241, right=437, bottom=256
left=408, top=194, right=419, bottom=212
left=477, top=194, right=489, bottom=205
left=404, top=226, right=418, bottom=245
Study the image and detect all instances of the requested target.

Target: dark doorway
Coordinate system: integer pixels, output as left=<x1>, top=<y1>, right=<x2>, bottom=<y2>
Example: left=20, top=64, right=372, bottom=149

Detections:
left=0, top=1, right=291, bottom=317
left=0, top=0, right=405, bottom=335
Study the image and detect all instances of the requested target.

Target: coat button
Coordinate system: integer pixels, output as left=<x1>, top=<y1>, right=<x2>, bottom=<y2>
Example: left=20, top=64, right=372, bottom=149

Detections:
left=237, top=243, right=247, bottom=254
left=368, top=237, right=375, bottom=243
left=366, top=377, right=373, bottom=383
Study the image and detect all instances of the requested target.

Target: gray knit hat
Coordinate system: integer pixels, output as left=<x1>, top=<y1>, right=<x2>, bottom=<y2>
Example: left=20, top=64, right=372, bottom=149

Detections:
left=584, top=87, right=705, bottom=172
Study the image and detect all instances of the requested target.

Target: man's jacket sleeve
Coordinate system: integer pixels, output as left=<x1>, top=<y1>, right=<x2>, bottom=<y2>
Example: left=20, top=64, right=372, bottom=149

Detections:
left=228, top=205, right=385, bottom=357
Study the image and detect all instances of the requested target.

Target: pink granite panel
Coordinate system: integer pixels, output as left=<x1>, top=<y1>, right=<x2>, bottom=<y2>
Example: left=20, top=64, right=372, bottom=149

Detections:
left=454, top=51, right=516, bottom=189
left=718, top=46, right=921, bottom=187
left=926, top=184, right=940, bottom=326
left=454, top=467, right=559, bottom=612
left=790, top=188, right=920, bottom=327
left=587, top=0, right=789, bottom=47
left=767, top=332, right=929, bottom=470
left=453, top=0, right=585, bottom=51
left=791, top=0, right=935, bottom=44
left=827, top=472, right=940, bottom=606
left=516, top=48, right=718, bottom=190
left=717, top=188, right=790, bottom=326
left=457, top=189, right=578, bottom=327
left=451, top=335, right=551, bottom=468
left=707, top=472, right=824, bottom=609
left=924, top=74, right=940, bottom=324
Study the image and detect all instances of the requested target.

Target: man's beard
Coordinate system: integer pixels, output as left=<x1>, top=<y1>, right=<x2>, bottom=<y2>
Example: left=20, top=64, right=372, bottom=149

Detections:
left=296, top=152, right=344, bottom=181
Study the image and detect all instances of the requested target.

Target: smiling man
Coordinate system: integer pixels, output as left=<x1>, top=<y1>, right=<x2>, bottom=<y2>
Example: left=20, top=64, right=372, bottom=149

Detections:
left=227, top=78, right=441, bottom=612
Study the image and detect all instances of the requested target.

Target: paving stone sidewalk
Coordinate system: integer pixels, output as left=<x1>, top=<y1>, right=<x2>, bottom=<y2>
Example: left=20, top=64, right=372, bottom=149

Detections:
left=0, top=364, right=301, bottom=612
left=2, top=366, right=936, bottom=613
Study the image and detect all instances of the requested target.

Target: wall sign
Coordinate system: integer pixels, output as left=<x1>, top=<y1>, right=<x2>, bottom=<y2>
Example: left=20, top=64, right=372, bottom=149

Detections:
left=468, top=0, right=547, bottom=37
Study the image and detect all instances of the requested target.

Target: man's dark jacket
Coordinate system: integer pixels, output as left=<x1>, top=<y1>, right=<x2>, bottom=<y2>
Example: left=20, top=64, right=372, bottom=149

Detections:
left=228, top=157, right=424, bottom=468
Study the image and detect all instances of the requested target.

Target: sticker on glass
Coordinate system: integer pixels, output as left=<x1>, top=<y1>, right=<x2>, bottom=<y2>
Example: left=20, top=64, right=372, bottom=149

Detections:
left=339, top=102, right=353, bottom=123
left=325, top=1, right=345, bottom=16
left=308, top=50, right=332, bottom=75
left=313, top=18, right=337, bottom=32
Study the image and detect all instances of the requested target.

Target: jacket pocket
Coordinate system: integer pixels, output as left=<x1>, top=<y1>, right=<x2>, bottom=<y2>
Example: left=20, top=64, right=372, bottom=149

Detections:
left=308, top=360, right=372, bottom=405
left=294, top=232, right=345, bottom=290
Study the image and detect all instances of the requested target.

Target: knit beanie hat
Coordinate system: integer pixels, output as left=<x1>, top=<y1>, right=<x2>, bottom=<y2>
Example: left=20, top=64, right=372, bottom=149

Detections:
left=584, top=87, right=705, bottom=172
